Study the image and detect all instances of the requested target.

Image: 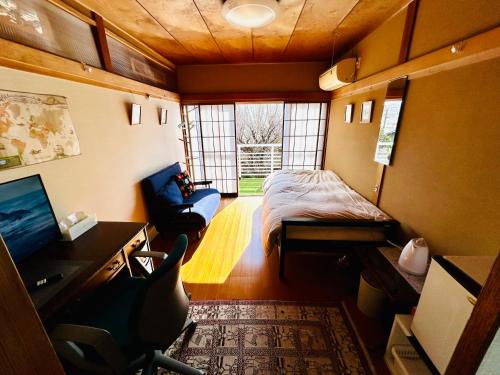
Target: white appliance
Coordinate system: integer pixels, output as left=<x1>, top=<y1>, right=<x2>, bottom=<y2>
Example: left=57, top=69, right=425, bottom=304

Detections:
left=411, top=258, right=477, bottom=374
left=319, top=58, right=357, bottom=91
left=398, top=238, right=429, bottom=275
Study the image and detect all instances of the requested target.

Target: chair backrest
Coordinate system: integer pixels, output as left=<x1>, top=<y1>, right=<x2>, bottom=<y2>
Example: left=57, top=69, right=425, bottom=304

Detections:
left=141, top=162, right=182, bottom=225
left=129, top=234, right=190, bottom=349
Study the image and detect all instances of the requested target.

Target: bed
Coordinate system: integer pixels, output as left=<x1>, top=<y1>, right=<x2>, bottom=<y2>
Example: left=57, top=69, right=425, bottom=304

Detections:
left=261, top=169, right=398, bottom=278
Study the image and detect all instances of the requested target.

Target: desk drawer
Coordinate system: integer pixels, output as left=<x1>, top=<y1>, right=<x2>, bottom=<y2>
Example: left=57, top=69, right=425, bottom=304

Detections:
left=84, top=251, right=126, bottom=293
left=124, top=229, right=147, bottom=255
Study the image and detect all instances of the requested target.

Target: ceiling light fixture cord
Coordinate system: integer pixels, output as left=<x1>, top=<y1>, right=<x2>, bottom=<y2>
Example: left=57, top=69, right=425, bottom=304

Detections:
left=330, top=32, right=338, bottom=68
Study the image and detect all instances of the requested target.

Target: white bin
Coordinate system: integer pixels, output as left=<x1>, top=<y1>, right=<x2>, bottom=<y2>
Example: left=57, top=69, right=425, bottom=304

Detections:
left=357, top=270, right=386, bottom=319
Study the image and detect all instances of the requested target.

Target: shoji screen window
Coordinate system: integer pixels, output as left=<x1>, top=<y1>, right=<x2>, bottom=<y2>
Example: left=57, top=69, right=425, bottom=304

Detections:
left=183, top=105, right=238, bottom=194
left=282, top=103, right=328, bottom=170
left=199, top=105, right=237, bottom=194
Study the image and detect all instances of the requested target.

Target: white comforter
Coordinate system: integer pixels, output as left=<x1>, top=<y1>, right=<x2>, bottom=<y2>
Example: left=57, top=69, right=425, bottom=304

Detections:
left=261, top=169, right=392, bottom=255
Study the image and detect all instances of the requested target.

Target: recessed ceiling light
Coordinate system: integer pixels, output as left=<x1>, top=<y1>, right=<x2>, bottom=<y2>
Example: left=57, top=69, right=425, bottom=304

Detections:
left=222, top=0, right=280, bottom=29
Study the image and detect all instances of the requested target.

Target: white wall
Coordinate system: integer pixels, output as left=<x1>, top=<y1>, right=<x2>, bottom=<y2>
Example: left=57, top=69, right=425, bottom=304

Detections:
left=0, top=67, right=184, bottom=223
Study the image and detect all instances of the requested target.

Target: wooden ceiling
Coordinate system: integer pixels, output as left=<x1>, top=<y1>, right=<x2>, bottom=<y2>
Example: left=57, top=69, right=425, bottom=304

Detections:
left=68, top=0, right=409, bottom=65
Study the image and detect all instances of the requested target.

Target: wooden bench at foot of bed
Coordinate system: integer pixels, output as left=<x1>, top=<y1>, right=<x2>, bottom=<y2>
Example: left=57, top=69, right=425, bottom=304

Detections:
left=278, top=217, right=399, bottom=279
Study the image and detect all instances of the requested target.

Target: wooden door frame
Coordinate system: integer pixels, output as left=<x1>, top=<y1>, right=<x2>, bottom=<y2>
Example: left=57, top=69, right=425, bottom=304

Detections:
left=446, top=254, right=499, bottom=374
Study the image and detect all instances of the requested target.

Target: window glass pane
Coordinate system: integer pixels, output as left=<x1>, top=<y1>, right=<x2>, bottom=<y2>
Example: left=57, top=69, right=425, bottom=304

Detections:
left=107, top=36, right=175, bottom=90
left=282, top=102, right=328, bottom=170
left=305, top=136, right=317, bottom=151
left=0, top=0, right=102, bottom=68
left=308, top=103, right=321, bottom=119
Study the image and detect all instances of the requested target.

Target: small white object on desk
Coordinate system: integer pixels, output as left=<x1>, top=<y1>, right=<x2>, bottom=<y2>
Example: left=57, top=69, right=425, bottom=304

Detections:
left=398, top=238, right=429, bottom=276
left=59, top=212, right=97, bottom=241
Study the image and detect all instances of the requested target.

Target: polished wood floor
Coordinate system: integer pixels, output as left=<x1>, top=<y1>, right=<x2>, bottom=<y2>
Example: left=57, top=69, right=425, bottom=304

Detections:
left=151, top=198, right=361, bottom=301
left=151, top=197, right=390, bottom=374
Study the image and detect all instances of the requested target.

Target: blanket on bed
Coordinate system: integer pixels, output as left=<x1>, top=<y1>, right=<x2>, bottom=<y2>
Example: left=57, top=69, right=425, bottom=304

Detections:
left=261, top=169, right=392, bottom=255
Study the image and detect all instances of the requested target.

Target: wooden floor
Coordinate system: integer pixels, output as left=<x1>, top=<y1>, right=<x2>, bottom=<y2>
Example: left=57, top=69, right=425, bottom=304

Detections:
left=151, top=198, right=359, bottom=301
left=151, top=197, right=390, bottom=374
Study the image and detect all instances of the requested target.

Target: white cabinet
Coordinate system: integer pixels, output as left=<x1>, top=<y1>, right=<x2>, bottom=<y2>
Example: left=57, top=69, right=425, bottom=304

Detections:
left=411, top=259, right=476, bottom=374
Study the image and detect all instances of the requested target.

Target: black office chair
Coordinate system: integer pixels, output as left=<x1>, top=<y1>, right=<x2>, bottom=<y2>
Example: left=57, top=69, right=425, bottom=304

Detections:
left=50, top=234, right=204, bottom=375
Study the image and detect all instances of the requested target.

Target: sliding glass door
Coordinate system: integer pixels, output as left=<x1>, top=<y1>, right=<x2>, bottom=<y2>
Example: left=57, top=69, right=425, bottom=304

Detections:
left=282, top=102, right=328, bottom=170
left=182, top=104, right=238, bottom=194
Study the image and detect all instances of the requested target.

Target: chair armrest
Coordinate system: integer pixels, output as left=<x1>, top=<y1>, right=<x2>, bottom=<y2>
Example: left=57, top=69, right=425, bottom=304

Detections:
left=50, top=324, right=128, bottom=373
left=129, top=250, right=167, bottom=260
left=193, top=180, right=212, bottom=186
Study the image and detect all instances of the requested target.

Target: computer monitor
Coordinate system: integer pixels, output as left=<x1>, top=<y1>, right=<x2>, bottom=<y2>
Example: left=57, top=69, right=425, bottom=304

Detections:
left=0, top=175, right=61, bottom=264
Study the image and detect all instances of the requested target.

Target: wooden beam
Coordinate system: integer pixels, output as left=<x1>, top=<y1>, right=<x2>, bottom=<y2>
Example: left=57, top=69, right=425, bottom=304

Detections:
left=92, top=12, right=113, bottom=72
left=446, top=254, right=500, bottom=374
left=0, top=38, right=180, bottom=102
left=397, top=0, right=418, bottom=64
left=48, top=0, right=95, bottom=25
left=181, top=91, right=332, bottom=105
left=332, top=26, right=500, bottom=100
left=0, top=236, right=65, bottom=375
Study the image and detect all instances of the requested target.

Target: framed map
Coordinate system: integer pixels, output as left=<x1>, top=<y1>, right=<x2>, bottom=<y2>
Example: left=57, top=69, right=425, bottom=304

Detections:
left=0, top=90, right=80, bottom=170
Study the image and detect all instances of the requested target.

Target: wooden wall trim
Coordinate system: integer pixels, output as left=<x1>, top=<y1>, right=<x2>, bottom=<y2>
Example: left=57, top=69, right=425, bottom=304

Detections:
left=181, top=91, right=332, bottom=104
left=332, top=26, right=500, bottom=100
left=92, top=12, right=113, bottom=72
left=446, top=255, right=500, bottom=374
left=0, top=236, right=65, bottom=375
left=397, top=0, right=418, bottom=64
left=0, top=38, right=180, bottom=102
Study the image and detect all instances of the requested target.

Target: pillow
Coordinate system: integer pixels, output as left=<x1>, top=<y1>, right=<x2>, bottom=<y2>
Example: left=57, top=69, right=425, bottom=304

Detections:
left=157, top=178, right=183, bottom=205
left=175, top=171, right=195, bottom=198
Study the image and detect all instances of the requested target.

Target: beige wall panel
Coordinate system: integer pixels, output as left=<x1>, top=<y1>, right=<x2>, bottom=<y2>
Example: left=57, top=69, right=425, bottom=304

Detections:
left=379, top=59, right=500, bottom=256
left=324, top=87, right=387, bottom=199
left=177, top=62, right=329, bottom=94
left=0, top=67, right=184, bottom=223
left=354, top=8, right=407, bottom=79
left=409, top=0, right=500, bottom=59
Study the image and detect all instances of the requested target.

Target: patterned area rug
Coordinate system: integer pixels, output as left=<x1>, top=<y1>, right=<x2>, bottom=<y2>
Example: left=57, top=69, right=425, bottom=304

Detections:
left=162, top=301, right=372, bottom=375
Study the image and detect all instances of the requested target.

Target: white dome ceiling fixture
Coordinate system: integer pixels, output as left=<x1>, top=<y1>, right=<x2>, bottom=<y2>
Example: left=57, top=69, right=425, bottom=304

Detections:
left=222, top=0, right=280, bottom=29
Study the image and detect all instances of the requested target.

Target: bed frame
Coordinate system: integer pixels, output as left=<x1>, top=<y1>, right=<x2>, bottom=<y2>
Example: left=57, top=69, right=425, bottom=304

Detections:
left=278, top=217, right=399, bottom=279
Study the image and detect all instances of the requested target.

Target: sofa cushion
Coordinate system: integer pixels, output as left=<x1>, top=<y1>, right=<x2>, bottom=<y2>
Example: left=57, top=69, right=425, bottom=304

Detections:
left=157, top=178, right=183, bottom=206
left=144, top=162, right=182, bottom=195
left=183, top=188, right=221, bottom=226
left=175, top=171, right=195, bottom=198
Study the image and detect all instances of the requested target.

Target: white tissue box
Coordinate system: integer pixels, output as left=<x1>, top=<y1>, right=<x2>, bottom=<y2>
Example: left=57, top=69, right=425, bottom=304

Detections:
left=60, top=214, right=97, bottom=241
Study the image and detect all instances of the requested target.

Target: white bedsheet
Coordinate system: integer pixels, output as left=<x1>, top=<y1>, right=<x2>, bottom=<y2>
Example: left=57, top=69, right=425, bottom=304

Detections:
left=261, top=169, right=392, bottom=255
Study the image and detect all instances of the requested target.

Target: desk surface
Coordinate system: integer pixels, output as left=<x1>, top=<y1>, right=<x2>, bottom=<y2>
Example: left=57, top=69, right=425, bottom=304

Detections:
left=378, top=247, right=428, bottom=294
left=19, top=221, right=147, bottom=321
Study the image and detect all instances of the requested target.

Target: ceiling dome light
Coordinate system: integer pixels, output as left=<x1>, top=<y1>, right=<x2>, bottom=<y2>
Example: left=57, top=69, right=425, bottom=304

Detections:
left=222, top=0, right=280, bottom=28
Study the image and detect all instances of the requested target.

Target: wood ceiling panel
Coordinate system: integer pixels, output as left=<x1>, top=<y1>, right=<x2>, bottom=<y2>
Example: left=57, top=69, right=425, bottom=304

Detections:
left=63, top=0, right=408, bottom=65
left=252, top=0, right=305, bottom=61
left=282, top=0, right=359, bottom=61
left=137, top=0, right=225, bottom=63
left=72, top=0, right=196, bottom=64
left=334, top=0, right=410, bottom=55
left=192, top=0, right=253, bottom=63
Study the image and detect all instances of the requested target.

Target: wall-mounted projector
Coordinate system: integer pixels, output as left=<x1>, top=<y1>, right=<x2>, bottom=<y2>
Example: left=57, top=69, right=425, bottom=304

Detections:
left=319, top=57, right=357, bottom=91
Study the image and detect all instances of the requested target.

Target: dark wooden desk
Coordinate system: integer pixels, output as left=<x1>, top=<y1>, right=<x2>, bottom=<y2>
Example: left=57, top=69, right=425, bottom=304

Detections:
left=19, top=221, right=149, bottom=322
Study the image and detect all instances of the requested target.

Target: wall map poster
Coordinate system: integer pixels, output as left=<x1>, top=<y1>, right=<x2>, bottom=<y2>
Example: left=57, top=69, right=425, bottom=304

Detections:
left=0, top=90, right=80, bottom=170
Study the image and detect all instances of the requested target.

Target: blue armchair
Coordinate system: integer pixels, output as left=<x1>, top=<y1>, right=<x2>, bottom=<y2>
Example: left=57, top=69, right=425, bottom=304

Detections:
left=141, top=162, right=220, bottom=236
